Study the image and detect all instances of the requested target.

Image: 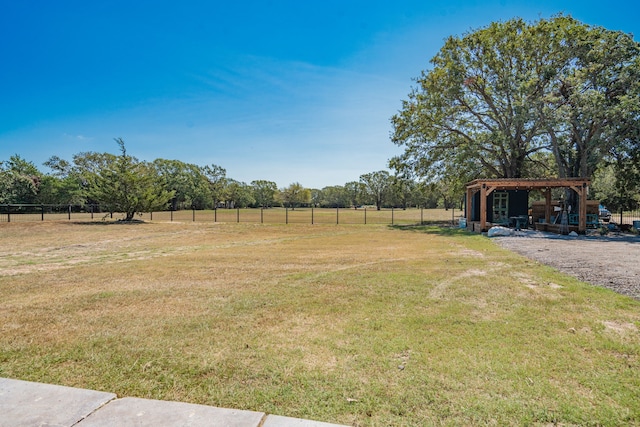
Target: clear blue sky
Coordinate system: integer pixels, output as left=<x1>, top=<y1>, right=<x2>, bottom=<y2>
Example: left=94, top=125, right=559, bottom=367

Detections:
left=1, top=1, right=638, bottom=189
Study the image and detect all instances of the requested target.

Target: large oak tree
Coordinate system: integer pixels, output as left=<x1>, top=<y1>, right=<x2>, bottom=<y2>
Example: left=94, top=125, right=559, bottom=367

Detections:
left=391, top=15, right=640, bottom=189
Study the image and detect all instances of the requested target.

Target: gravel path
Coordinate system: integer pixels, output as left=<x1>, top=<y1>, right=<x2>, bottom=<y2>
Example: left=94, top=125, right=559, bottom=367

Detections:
left=492, top=230, right=640, bottom=300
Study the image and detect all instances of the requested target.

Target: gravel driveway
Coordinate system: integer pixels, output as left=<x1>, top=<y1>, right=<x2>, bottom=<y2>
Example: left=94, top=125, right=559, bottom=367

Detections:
left=492, top=230, right=640, bottom=300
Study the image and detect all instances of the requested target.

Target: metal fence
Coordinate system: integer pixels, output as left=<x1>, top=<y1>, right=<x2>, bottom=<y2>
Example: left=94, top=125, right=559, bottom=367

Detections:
left=0, top=204, right=461, bottom=225
left=614, top=208, right=640, bottom=229
left=0, top=204, right=103, bottom=222
left=2, top=203, right=638, bottom=230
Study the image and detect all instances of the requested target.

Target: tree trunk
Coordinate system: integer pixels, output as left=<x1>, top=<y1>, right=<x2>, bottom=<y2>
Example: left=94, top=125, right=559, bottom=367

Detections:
left=547, top=126, right=569, bottom=179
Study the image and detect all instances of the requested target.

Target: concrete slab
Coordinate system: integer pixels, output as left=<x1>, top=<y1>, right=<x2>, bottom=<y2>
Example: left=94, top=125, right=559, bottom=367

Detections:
left=263, top=414, right=348, bottom=427
left=0, top=377, right=349, bottom=427
left=77, top=397, right=266, bottom=427
left=0, top=377, right=116, bottom=427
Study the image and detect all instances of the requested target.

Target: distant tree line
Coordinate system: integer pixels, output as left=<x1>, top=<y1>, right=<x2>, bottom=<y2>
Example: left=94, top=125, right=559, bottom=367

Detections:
left=0, top=139, right=459, bottom=221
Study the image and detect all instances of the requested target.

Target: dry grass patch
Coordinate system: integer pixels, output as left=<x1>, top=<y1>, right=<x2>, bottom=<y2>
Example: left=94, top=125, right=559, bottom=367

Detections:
left=1, top=221, right=639, bottom=426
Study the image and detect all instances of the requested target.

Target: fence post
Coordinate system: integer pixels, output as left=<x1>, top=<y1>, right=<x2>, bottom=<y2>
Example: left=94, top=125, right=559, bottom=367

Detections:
left=150, top=211, right=153, bottom=221
left=421, top=206, right=424, bottom=225
left=91, top=205, right=94, bottom=220
left=170, top=210, right=173, bottom=222
left=193, top=208, right=195, bottom=222
left=41, top=205, right=44, bottom=221
left=391, top=207, right=394, bottom=225
left=214, top=208, right=217, bottom=222
left=261, top=207, right=264, bottom=224
left=286, top=207, right=288, bottom=224
left=6, top=205, right=10, bottom=223
left=336, top=207, right=339, bottom=225
left=68, top=205, right=71, bottom=220
left=237, top=207, right=240, bottom=223
left=619, top=207, right=623, bottom=226
left=364, top=207, right=367, bottom=225
left=311, top=206, right=314, bottom=225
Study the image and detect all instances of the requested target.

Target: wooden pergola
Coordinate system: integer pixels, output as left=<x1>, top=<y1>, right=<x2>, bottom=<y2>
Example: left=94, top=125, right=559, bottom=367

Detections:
left=465, top=178, right=591, bottom=233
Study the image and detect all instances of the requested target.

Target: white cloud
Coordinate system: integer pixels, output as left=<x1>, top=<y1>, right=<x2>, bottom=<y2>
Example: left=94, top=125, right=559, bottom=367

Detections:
left=62, top=133, right=94, bottom=141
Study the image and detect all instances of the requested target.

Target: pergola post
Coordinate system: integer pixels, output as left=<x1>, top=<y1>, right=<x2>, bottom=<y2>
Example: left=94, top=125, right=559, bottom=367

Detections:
left=579, top=183, right=588, bottom=233
left=569, top=184, right=588, bottom=234
left=480, top=184, right=487, bottom=231
left=465, top=187, right=473, bottom=229
left=544, top=188, right=552, bottom=224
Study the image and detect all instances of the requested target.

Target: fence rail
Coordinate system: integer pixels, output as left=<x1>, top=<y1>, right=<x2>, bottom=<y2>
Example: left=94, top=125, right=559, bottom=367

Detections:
left=0, top=204, right=462, bottom=226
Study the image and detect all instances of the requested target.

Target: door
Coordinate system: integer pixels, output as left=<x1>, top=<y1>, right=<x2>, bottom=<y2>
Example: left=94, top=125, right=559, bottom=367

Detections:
left=492, top=192, right=509, bottom=224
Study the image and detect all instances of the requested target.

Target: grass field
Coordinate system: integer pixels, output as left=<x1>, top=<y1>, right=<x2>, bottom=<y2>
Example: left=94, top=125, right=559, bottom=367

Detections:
left=1, top=220, right=639, bottom=426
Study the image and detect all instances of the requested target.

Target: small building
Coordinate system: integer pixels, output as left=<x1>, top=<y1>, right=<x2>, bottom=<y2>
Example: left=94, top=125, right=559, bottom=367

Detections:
left=465, top=178, right=591, bottom=234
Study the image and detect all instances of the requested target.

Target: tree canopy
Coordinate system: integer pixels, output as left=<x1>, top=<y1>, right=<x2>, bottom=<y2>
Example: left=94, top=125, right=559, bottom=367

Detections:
left=0, top=155, right=41, bottom=204
left=152, top=159, right=212, bottom=210
left=391, top=15, right=640, bottom=192
left=359, top=170, right=391, bottom=210
left=89, top=139, right=174, bottom=220
left=251, top=180, right=278, bottom=208
left=280, top=182, right=311, bottom=209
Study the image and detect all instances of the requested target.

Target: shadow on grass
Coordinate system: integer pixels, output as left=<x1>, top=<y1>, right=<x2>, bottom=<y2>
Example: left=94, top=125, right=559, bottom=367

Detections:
left=389, top=222, right=472, bottom=236
left=71, top=219, right=148, bottom=226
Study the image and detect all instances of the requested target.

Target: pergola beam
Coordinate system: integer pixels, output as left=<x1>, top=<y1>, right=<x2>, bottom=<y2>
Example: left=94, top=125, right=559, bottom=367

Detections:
left=466, top=178, right=590, bottom=192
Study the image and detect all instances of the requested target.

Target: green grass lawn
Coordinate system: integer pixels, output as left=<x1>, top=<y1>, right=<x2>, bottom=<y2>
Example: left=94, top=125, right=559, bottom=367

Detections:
left=0, top=221, right=638, bottom=426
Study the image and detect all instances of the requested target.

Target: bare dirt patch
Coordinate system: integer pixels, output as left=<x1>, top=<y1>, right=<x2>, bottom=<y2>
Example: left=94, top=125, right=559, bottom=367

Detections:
left=603, top=320, right=638, bottom=335
left=493, top=231, right=640, bottom=300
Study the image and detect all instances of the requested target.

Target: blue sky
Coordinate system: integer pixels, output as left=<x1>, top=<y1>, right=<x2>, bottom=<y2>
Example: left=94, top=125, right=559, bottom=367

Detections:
left=1, top=1, right=639, bottom=189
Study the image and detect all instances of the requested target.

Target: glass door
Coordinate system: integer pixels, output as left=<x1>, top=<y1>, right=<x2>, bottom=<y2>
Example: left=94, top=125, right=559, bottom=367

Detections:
left=492, top=192, right=509, bottom=224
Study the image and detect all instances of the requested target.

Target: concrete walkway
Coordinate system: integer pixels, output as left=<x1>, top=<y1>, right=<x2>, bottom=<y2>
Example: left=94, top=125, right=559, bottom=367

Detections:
left=0, top=377, right=348, bottom=427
